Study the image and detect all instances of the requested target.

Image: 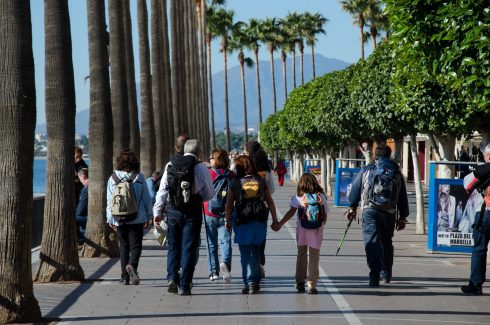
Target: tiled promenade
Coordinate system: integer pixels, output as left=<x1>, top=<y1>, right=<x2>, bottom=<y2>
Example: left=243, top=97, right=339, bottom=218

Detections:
left=34, top=180, right=490, bottom=324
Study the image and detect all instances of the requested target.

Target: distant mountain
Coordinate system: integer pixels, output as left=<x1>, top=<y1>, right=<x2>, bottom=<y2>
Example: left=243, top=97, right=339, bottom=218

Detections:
left=35, top=54, right=350, bottom=135
left=211, top=53, right=350, bottom=131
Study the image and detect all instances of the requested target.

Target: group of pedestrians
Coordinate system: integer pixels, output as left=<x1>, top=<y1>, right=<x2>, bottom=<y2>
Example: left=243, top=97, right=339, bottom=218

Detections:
left=102, top=137, right=490, bottom=298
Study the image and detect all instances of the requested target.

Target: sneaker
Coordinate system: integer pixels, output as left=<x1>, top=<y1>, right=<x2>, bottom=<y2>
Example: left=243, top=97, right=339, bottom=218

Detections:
left=209, top=272, right=219, bottom=282
left=119, top=278, right=129, bottom=285
left=461, top=284, right=483, bottom=295
left=168, top=281, right=178, bottom=294
left=295, top=283, right=306, bottom=293
left=241, top=285, right=249, bottom=294
left=179, top=288, right=191, bottom=296
left=260, top=264, right=266, bottom=279
left=249, top=283, right=260, bottom=294
left=126, top=264, right=140, bottom=285
left=308, top=287, right=318, bottom=294
left=220, top=263, right=231, bottom=283
left=380, top=271, right=391, bottom=284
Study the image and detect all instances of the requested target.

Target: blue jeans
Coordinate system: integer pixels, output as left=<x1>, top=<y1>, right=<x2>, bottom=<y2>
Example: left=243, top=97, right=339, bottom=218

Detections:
left=166, top=206, right=203, bottom=291
left=204, top=216, right=232, bottom=274
left=76, top=215, right=87, bottom=244
left=238, top=244, right=261, bottom=286
left=362, top=208, right=396, bottom=283
left=469, top=210, right=490, bottom=289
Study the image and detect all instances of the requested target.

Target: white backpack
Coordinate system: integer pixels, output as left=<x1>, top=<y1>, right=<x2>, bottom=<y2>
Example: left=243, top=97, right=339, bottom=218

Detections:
left=110, top=173, right=138, bottom=222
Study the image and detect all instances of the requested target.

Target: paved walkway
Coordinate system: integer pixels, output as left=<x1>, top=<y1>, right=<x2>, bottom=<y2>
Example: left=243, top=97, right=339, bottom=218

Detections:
left=34, top=180, right=490, bottom=324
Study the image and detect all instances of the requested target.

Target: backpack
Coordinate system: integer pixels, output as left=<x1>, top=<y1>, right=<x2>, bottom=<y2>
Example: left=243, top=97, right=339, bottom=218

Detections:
left=166, top=155, right=198, bottom=208
left=365, top=159, right=400, bottom=212
left=208, top=168, right=231, bottom=215
left=235, top=176, right=269, bottom=226
left=298, top=193, right=326, bottom=229
left=111, top=173, right=138, bottom=223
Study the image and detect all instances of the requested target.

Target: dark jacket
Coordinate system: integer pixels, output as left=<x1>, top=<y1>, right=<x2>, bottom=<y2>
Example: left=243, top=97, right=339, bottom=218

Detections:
left=76, top=185, right=88, bottom=219
left=348, top=157, right=409, bottom=219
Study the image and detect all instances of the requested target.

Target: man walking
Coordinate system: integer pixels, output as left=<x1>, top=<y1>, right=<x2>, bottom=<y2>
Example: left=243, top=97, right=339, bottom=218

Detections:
left=461, top=143, right=490, bottom=295
left=76, top=168, right=89, bottom=245
left=348, top=144, right=409, bottom=286
left=153, top=139, right=213, bottom=295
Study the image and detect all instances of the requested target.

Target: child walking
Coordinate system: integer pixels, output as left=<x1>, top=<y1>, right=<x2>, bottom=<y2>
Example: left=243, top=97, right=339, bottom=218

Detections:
left=272, top=173, right=328, bottom=294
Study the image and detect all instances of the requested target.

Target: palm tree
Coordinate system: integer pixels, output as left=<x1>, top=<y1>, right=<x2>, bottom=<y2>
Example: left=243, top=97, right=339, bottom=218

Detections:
left=303, top=12, right=328, bottom=79
left=340, top=0, right=371, bottom=60
left=277, top=29, right=292, bottom=101
left=34, top=0, right=84, bottom=282
left=123, top=0, right=140, bottom=157
left=137, top=0, right=155, bottom=177
left=81, top=0, right=119, bottom=258
left=214, top=8, right=234, bottom=152
left=247, top=18, right=264, bottom=125
left=0, top=1, right=42, bottom=322
left=282, top=13, right=302, bottom=88
left=108, top=0, right=130, bottom=165
left=259, top=18, right=281, bottom=113
left=170, top=0, right=186, bottom=134
left=365, top=0, right=388, bottom=48
left=229, top=22, right=254, bottom=146
left=151, top=0, right=164, bottom=168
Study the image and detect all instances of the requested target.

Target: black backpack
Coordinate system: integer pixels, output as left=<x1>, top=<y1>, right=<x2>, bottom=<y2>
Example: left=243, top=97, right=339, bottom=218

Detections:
left=235, top=176, right=269, bottom=226
left=166, top=155, right=198, bottom=208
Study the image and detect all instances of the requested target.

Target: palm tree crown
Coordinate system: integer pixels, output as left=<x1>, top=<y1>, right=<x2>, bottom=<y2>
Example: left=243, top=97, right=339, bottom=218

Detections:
left=340, top=0, right=371, bottom=59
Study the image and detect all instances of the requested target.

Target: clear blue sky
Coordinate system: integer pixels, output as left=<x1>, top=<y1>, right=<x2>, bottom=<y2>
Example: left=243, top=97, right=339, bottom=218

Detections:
left=31, top=0, right=372, bottom=125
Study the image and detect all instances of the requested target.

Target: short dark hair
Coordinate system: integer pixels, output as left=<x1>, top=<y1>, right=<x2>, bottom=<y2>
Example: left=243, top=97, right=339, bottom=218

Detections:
left=115, top=149, right=140, bottom=173
left=245, top=140, right=261, bottom=155
left=175, top=134, right=190, bottom=155
left=375, top=144, right=392, bottom=159
left=234, top=155, right=257, bottom=178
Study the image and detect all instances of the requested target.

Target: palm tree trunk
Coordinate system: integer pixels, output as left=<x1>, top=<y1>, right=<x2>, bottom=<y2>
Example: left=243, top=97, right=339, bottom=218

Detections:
left=410, top=133, right=426, bottom=234
left=281, top=50, right=288, bottom=101
left=223, top=38, right=231, bottom=152
left=254, top=47, right=263, bottom=125
left=291, top=48, right=296, bottom=89
left=311, top=45, right=316, bottom=79
left=81, top=0, right=119, bottom=258
left=269, top=46, right=277, bottom=113
left=109, top=0, right=129, bottom=165
left=123, top=0, right=140, bottom=158
left=239, top=54, right=248, bottom=146
left=0, top=1, right=42, bottom=322
left=200, top=0, right=210, bottom=155
left=35, top=0, right=84, bottom=282
left=171, top=0, right=186, bottom=135
left=359, top=16, right=365, bottom=60
left=160, top=0, right=173, bottom=159
left=151, top=0, right=164, bottom=168
left=137, top=0, right=155, bottom=177
left=207, top=36, right=216, bottom=148
left=299, top=42, right=304, bottom=85
left=183, top=0, right=193, bottom=135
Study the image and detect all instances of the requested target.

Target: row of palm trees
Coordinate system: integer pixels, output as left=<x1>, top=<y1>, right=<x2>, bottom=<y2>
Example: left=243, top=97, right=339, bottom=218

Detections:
left=206, top=0, right=388, bottom=152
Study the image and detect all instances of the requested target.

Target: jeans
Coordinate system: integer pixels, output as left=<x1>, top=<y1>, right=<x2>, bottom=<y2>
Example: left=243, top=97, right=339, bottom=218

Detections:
left=116, top=223, right=144, bottom=280
left=204, top=216, right=232, bottom=274
left=76, top=215, right=87, bottom=244
left=469, top=210, right=490, bottom=289
left=362, top=208, right=396, bottom=283
left=166, top=206, right=203, bottom=291
left=238, top=244, right=261, bottom=286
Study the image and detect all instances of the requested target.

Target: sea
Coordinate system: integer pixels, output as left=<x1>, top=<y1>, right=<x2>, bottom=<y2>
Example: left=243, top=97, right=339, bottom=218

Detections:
left=34, top=158, right=90, bottom=194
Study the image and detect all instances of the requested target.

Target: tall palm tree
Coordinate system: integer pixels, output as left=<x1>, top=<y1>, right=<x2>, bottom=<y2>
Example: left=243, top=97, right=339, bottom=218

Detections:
left=229, top=22, right=254, bottom=146
left=0, top=1, right=42, bottom=322
left=108, top=0, right=130, bottom=165
left=277, top=29, right=292, bottom=101
left=282, top=13, right=302, bottom=88
left=214, top=8, right=234, bottom=152
left=247, top=18, right=263, bottom=125
left=123, top=0, right=140, bottom=157
left=365, top=0, right=388, bottom=48
left=259, top=18, right=280, bottom=113
left=81, top=0, right=119, bottom=258
left=34, top=0, right=84, bottom=282
left=340, top=0, right=371, bottom=60
left=170, top=0, right=186, bottom=134
left=151, top=0, right=164, bottom=168
left=137, top=0, right=155, bottom=177
left=303, top=12, right=328, bottom=79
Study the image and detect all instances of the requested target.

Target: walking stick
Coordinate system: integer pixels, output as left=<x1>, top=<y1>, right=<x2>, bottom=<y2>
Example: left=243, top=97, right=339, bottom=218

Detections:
left=336, top=211, right=355, bottom=256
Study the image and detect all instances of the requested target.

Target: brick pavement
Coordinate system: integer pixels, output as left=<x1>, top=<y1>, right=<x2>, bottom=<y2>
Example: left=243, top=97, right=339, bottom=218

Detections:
left=33, top=179, right=490, bottom=325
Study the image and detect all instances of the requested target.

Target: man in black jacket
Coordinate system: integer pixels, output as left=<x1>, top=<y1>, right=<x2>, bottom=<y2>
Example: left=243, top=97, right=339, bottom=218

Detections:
left=348, top=144, right=409, bottom=287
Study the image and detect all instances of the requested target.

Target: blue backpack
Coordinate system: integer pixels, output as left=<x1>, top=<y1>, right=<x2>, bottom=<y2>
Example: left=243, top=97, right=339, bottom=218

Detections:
left=208, top=169, right=231, bottom=215
left=298, top=193, right=326, bottom=229
left=365, top=159, right=400, bottom=212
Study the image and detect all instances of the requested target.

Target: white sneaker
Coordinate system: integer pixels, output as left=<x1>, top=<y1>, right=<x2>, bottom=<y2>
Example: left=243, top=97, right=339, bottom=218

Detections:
left=209, top=272, right=219, bottom=281
left=220, top=262, right=231, bottom=283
